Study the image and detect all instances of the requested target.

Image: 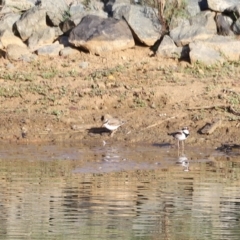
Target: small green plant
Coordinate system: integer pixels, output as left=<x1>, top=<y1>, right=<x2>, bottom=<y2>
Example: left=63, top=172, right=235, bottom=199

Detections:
left=62, top=9, right=71, bottom=21
left=133, top=97, right=147, bottom=108
left=51, top=110, right=63, bottom=118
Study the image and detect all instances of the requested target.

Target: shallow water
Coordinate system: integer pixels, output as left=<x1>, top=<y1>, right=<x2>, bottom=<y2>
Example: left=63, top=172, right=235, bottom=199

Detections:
left=0, top=142, right=240, bottom=240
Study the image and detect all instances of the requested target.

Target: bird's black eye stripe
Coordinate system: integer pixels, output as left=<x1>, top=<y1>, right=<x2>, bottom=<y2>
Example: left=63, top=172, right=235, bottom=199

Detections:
left=183, top=132, right=189, bottom=137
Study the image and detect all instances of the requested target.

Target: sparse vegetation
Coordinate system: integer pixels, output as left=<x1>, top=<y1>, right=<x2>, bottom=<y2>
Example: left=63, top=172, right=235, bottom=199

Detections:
left=143, top=0, right=188, bottom=36
left=0, top=47, right=239, bottom=144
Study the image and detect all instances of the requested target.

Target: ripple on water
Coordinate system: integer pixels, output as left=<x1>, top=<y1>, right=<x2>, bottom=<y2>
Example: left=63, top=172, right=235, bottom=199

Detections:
left=0, top=143, right=240, bottom=239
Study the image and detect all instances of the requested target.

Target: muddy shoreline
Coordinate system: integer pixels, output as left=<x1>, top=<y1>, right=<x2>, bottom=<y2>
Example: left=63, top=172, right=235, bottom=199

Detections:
left=0, top=47, right=240, bottom=149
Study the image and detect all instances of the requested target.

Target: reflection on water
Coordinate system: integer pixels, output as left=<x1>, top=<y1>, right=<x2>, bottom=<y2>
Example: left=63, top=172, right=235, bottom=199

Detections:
left=0, top=143, right=240, bottom=239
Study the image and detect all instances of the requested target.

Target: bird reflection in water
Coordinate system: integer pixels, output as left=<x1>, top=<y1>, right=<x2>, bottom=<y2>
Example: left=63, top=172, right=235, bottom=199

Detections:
left=177, top=155, right=189, bottom=172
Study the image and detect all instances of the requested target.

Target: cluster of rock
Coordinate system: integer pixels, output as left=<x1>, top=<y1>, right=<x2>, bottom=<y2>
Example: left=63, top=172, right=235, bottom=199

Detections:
left=1, top=0, right=240, bottom=65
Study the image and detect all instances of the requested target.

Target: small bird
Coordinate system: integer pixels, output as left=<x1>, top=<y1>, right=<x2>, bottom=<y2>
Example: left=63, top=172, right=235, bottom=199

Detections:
left=102, top=115, right=125, bottom=137
left=168, top=127, right=190, bottom=153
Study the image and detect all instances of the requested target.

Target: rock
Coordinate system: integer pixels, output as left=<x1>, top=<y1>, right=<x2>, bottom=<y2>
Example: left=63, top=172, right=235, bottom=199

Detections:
left=233, top=18, right=240, bottom=34
left=105, top=0, right=130, bottom=16
left=40, top=0, right=69, bottom=26
left=186, top=0, right=208, bottom=16
left=59, top=47, right=79, bottom=56
left=189, top=41, right=225, bottom=65
left=215, top=13, right=233, bottom=36
left=2, top=0, right=35, bottom=12
left=53, top=26, right=63, bottom=38
left=58, top=36, right=71, bottom=47
left=113, top=5, right=161, bottom=46
left=0, top=13, right=21, bottom=33
left=189, top=34, right=240, bottom=64
left=227, top=5, right=240, bottom=18
left=170, top=11, right=216, bottom=46
left=36, top=42, right=64, bottom=56
left=69, top=15, right=135, bottom=55
left=79, top=61, right=89, bottom=69
left=69, top=1, right=85, bottom=16
left=208, top=0, right=240, bottom=12
left=196, top=35, right=240, bottom=61
left=6, top=44, right=36, bottom=62
left=0, top=30, right=26, bottom=49
left=16, top=6, right=47, bottom=41
left=28, top=27, right=56, bottom=50
left=200, top=119, right=222, bottom=134
left=61, top=1, right=108, bottom=34
left=156, top=35, right=182, bottom=59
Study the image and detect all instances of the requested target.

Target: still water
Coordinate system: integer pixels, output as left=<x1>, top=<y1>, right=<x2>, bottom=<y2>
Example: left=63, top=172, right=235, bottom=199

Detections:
left=0, top=142, right=240, bottom=240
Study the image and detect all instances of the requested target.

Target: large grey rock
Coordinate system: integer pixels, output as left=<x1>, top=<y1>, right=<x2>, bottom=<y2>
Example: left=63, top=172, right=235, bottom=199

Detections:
left=190, top=35, right=240, bottom=64
left=186, top=0, right=208, bottom=16
left=228, top=5, right=240, bottom=18
left=105, top=0, right=130, bottom=16
left=170, top=11, right=216, bottom=46
left=60, top=46, right=80, bottom=56
left=16, top=6, right=47, bottom=41
left=189, top=41, right=225, bottom=65
left=28, top=27, right=56, bottom=50
left=40, top=0, right=69, bottom=26
left=208, top=0, right=240, bottom=12
left=61, top=1, right=107, bottom=34
left=216, top=13, right=233, bottom=36
left=69, top=15, right=135, bottom=55
left=113, top=4, right=130, bottom=20
left=1, top=0, right=35, bottom=12
left=36, top=42, right=64, bottom=56
left=156, top=35, right=182, bottom=59
left=200, top=35, right=240, bottom=61
left=0, top=30, right=26, bottom=49
left=233, top=18, right=240, bottom=34
left=113, top=5, right=161, bottom=46
left=6, top=44, right=36, bottom=62
left=0, top=13, right=21, bottom=33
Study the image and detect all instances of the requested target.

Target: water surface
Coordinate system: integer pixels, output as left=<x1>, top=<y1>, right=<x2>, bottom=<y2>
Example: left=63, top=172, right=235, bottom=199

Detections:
left=0, top=142, right=240, bottom=240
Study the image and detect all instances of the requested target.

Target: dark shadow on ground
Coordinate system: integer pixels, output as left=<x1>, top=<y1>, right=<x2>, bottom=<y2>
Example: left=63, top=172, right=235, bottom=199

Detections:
left=152, top=143, right=172, bottom=148
left=88, top=127, right=110, bottom=135
left=216, top=143, right=240, bottom=155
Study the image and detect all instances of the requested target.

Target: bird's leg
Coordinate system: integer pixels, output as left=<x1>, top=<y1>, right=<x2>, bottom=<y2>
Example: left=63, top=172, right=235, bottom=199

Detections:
left=177, top=140, right=180, bottom=156
left=182, top=140, right=185, bottom=154
left=110, top=130, right=116, bottom=137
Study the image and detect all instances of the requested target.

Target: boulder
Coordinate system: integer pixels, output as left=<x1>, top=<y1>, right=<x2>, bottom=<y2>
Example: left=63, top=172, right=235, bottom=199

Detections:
left=28, top=27, right=56, bottom=50
left=16, top=6, right=47, bottom=41
left=186, top=0, right=208, bottom=17
left=215, top=13, right=233, bottom=36
left=36, top=42, right=64, bottom=56
left=105, top=0, right=130, bottom=16
left=113, top=5, right=161, bottom=46
left=0, top=30, right=26, bottom=49
left=69, top=15, right=135, bottom=55
left=6, top=44, right=36, bottom=62
left=60, top=46, right=79, bottom=56
left=58, top=36, right=71, bottom=47
left=156, top=35, right=182, bottom=59
left=233, top=18, right=240, bottom=34
left=189, top=35, right=240, bottom=64
left=170, top=11, right=216, bottom=46
left=208, top=0, right=240, bottom=12
left=200, top=35, right=240, bottom=61
left=40, top=0, right=69, bottom=26
left=1, top=0, right=35, bottom=12
left=61, top=1, right=108, bottom=34
left=0, top=13, right=21, bottom=33
left=189, top=41, right=225, bottom=65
